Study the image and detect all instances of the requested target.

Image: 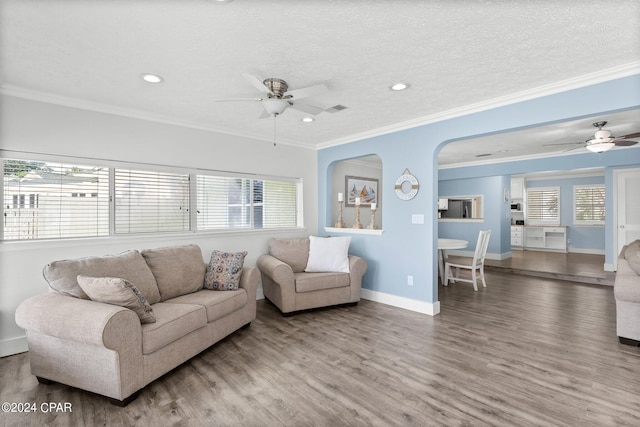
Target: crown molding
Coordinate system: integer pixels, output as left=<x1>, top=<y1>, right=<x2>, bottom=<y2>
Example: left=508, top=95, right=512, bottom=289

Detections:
left=316, top=61, right=640, bottom=150
left=0, top=84, right=311, bottom=150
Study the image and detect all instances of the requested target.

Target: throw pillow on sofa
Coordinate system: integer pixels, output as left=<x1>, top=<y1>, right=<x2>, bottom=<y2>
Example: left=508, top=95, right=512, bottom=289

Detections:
left=204, top=250, right=247, bottom=291
left=305, top=235, right=351, bottom=273
left=141, top=244, right=206, bottom=300
left=77, top=275, right=156, bottom=323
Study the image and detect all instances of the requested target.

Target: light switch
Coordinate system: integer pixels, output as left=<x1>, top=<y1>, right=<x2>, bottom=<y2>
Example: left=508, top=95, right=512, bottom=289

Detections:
left=412, top=214, right=424, bottom=224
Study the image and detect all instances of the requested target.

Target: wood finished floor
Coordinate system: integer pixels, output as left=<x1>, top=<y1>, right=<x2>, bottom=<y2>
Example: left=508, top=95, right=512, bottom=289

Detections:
left=2, top=270, right=640, bottom=426
left=484, top=250, right=616, bottom=286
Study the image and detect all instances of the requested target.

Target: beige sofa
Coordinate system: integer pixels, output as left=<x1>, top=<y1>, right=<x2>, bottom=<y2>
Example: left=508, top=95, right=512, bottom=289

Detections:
left=257, top=238, right=367, bottom=315
left=15, top=244, right=259, bottom=405
left=614, top=240, right=640, bottom=346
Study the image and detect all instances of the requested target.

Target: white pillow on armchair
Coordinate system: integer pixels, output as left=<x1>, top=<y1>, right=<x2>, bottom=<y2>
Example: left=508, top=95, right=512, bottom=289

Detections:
left=304, top=235, right=351, bottom=273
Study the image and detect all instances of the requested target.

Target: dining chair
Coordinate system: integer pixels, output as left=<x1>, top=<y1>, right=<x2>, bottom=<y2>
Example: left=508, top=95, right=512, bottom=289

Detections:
left=444, top=230, right=491, bottom=291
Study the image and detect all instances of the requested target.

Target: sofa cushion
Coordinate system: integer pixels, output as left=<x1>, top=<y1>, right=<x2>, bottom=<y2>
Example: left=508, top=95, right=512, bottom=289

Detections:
left=141, top=303, right=207, bottom=354
left=294, top=272, right=350, bottom=293
left=77, top=275, right=156, bottom=324
left=43, top=250, right=161, bottom=303
left=141, top=245, right=206, bottom=301
left=305, top=236, right=351, bottom=273
left=203, top=250, right=247, bottom=291
left=624, top=240, right=640, bottom=275
left=166, top=289, right=248, bottom=322
left=268, top=238, right=310, bottom=273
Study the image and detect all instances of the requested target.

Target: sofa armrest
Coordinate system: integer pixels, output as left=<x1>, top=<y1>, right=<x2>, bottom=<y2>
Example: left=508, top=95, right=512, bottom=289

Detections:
left=15, top=292, right=141, bottom=350
left=614, top=258, right=640, bottom=303
left=257, top=254, right=295, bottom=289
left=239, top=266, right=260, bottom=296
left=348, top=255, right=368, bottom=301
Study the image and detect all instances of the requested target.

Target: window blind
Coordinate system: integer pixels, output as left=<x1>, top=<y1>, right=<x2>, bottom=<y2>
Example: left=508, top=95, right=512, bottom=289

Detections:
left=574, top=185, right=605, bottom=223
left=2, top=159, right=109, bottom=240
left=197, top=175, right=298, bottom=230
left=114, top=169, right=190, bottom=234
left=526, top=187, right=559, bottom=224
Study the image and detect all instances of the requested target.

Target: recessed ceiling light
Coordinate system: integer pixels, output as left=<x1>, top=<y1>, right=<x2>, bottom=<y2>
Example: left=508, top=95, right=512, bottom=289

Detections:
left=301, top=117, right=315, bottom=123
left=215, top=0, right=233, bottom=2
left=390, top=82, right=409, bottom=91
left=141, top=73, right=164, bottom=83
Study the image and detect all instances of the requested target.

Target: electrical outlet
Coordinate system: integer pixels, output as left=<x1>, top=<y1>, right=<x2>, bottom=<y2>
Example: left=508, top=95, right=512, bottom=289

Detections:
left=407, top=275, right=414, bottom=286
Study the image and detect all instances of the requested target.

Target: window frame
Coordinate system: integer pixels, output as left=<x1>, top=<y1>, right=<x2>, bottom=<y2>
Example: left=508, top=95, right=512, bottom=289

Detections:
left=1, top=150, right=303, bottom=242
left=573, top=184, right=605, bottom=226
left=525, top=186, right=561, bottom=226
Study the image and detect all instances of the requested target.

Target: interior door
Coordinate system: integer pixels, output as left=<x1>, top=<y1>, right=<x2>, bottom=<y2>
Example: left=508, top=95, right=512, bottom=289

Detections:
left=615, top=168, right=640, bottom=268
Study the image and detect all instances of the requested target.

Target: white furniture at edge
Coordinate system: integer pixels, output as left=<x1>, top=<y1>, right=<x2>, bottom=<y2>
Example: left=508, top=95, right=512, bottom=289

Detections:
left=524, top=226, right=567, bottom=252
left=511, top=225, right=523, bottom=249
left=437, top=238, right=469, bottom=284
left=444, top=230, right=492, bottom=292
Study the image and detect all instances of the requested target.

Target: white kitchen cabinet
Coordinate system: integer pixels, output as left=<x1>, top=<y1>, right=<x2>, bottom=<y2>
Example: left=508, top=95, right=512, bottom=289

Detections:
left=524, top=226, right=567, bottom=252
left=511, top=226, right=523, bottom=249
left=511, top=177, right=524, bottom=200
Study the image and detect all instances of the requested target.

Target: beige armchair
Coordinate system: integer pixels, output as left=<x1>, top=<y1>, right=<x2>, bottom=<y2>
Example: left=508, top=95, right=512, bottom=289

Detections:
left=257, top=238, right=367, bottom=315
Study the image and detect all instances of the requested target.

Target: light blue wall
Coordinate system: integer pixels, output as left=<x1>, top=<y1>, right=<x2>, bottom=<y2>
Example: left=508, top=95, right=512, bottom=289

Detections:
left=526, top=175, right=605, bottom=252
left=318, top=74, right=640, bottom=305
left=438, top=175, right=511, bottom=257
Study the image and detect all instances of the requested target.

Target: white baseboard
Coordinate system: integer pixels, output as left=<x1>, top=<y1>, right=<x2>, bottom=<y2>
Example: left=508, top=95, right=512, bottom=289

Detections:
left=568, top=247, right=605, bottom=255
left=605, top=263, right=615, bottom=272
left=0, top=336, right=28, bottom=358
left=360, top=289, right=440, bottom=316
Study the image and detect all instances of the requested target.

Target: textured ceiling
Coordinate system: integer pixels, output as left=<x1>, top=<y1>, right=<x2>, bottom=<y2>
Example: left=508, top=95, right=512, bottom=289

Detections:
left=1, top=0, right=639, bottom=164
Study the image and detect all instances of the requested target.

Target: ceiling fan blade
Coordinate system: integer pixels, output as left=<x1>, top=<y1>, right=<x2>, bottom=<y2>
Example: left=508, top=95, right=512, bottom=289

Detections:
left=286, top=83, right=328, bottom=100
left=214, top=97, right=262, bottom=102
left=290, top=102, right=325, bottom=115
left=242, top=73, right=273, bottom=95
left=618, top=131, right=640, bottom=139
left=542, top=142, right=583, bottom=147
left=614, top=140, right=638, bottom=147
left=258, top=109, right=272, bottom=119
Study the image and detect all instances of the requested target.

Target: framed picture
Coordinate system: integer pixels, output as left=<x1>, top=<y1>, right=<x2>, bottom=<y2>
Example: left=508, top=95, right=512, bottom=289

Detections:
left=345, top=175, right=379, bottom=207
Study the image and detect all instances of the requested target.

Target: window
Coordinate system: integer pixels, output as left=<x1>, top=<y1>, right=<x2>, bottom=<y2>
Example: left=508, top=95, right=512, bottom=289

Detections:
left=197, top=175, right=298, bottom=230
left=2, top=154, right=301, bottom=241
left=2, top=158, right=109, bottom=240
left=114, top=169, right=190, bottom=234
left=526, top=187, right=560, bottom=225
left=574, top=185, right=605, bottom=225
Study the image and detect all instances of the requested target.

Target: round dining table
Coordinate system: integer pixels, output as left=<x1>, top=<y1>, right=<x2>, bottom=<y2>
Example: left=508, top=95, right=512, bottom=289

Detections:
left=437, top=238, right=469, bottom=284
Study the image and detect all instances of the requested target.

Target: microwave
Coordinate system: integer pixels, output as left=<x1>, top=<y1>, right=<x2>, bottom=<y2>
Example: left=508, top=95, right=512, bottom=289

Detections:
left=511, top=203, right=521, bottom=211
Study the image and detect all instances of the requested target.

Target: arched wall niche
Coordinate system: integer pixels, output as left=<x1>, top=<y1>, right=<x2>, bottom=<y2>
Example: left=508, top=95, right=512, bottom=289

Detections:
left=329, top=154, right=382, bottom=230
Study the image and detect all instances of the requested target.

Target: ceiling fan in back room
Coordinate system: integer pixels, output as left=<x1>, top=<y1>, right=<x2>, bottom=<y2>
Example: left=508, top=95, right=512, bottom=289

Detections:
left=544, top=121, right=640, bottom=153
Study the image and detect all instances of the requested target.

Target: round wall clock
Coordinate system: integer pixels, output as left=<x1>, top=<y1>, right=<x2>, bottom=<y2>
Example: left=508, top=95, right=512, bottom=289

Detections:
left=394, top=169, right=419, bottom=200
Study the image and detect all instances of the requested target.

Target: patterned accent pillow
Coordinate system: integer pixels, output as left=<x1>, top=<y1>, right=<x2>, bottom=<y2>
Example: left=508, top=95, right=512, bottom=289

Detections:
left=77, top=275, right=156, bottom=324
left=204, top=251, right=247, bottom=291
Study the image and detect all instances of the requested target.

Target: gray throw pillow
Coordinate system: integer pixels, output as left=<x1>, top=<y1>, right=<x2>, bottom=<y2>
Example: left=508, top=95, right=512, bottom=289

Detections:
left=77, top=275, right=156, bottom=324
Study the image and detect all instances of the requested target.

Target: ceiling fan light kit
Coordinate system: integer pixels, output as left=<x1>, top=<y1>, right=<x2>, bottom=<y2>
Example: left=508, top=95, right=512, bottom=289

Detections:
left=586, top=141, right=615, bottom=153
left=262, top=98, right=289, bottom=115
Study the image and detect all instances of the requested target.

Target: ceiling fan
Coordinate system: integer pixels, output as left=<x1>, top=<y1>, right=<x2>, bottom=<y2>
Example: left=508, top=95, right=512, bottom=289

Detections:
left=544, top=121, right=640, bottom=153
left=215, top=74, right=332, bottom=118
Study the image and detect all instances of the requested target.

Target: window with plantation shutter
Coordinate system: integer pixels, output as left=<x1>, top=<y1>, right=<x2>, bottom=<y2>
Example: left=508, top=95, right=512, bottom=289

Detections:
left=574, top=185, right=605, bottom=225
left=114, top=169, right=190, bottom=234
left=526, top=187, right=560, bottom=225
left=197, top=175, right=299, bottom=230
left=2, top=159, right=109, bottom=240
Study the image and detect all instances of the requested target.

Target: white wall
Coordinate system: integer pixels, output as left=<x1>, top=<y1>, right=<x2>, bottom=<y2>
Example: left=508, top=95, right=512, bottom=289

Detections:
left=0, top=95, right=318, bottom=356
